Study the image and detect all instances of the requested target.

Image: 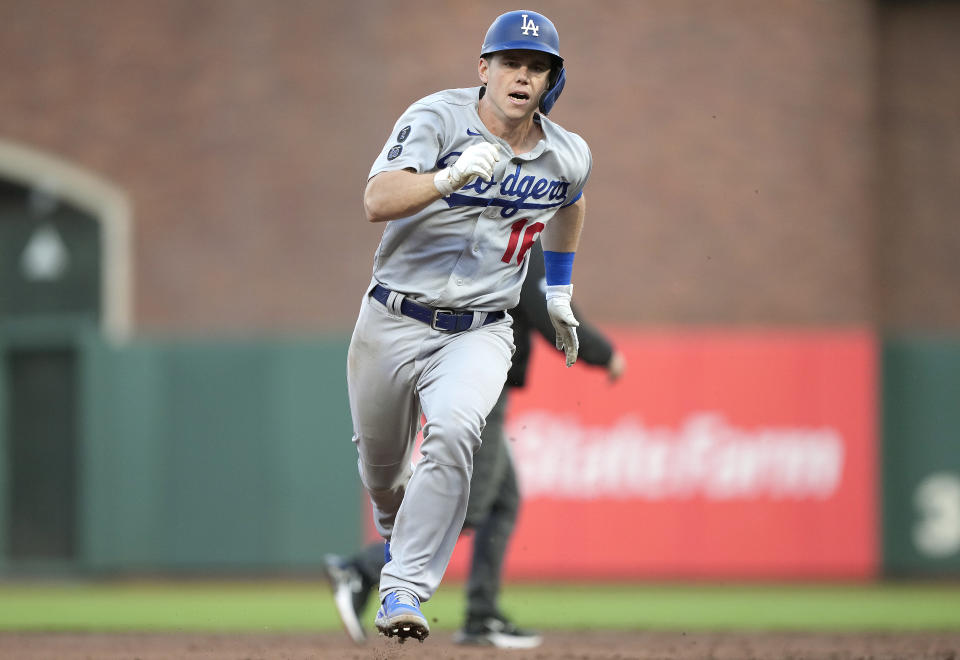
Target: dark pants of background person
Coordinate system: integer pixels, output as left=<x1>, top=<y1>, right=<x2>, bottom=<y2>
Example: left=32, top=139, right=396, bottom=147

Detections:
left=352, top=388, right=519, bottom=619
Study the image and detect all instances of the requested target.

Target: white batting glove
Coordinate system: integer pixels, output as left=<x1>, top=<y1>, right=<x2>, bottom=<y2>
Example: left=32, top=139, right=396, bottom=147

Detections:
left=433, top=142, right=501, bottom=195
left=546, top=284, right=580, bottom=367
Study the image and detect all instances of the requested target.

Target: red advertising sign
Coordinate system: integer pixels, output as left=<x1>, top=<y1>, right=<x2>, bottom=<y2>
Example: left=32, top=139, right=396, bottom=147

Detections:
left=442, top=328, right=878, bottom=579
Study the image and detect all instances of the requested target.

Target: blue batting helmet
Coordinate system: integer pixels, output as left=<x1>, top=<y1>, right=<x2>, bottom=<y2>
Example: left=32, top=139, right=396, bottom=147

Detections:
left=480, top=10, right=566, bottom=114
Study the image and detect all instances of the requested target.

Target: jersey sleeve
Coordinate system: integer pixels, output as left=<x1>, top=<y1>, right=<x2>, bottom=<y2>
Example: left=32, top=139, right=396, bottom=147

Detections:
left=562, top=134, right=592, bottom=207
left=368, top=103, right=445, bottom=179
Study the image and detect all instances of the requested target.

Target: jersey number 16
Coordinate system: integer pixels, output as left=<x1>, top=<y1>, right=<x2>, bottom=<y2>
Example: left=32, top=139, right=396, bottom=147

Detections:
left=501, top=218, right=544, bottom=266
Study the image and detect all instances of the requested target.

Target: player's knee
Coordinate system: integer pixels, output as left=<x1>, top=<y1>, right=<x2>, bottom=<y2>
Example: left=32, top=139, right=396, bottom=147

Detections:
left=420, top=414, right=482, bottom=468
left=358, top=458, right=412, bottom=493
left=360, top=471, right=407, bottom=520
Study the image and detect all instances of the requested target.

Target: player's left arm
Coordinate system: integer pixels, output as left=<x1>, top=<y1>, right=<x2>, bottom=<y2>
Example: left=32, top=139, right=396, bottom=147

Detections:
left=526, top=221, right=627, bottom=381
left=540, top=194, right=584, bottom=253
left=539, top=194, right=585, bottom=366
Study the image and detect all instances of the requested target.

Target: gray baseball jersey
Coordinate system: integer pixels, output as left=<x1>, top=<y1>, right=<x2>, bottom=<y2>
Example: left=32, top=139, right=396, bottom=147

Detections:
left=367, top=86, right=591, bottom=310
left=348, top=85, right=591, bottom=607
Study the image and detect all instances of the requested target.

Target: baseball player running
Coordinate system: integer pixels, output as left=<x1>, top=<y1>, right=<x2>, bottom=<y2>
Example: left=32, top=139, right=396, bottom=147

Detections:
left=329, top=241, right=626, bottom=648
left=346, top=9, right=591, bottom=642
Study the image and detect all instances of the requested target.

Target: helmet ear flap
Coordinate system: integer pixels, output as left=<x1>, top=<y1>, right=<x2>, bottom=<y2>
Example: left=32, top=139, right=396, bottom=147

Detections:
left=539, top=67, right=566, bottom=115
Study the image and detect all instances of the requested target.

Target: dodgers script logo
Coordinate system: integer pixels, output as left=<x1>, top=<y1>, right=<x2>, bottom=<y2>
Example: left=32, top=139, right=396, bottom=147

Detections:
left=436, top=151, right=569, bottom=218
left=520, top=14, right=539, bottom=36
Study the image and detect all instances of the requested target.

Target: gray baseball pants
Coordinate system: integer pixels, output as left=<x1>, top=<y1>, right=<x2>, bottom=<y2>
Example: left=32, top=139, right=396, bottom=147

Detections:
left=351, top=387, right=520, bottom=621
left=347, top=292, right=514, bottom=603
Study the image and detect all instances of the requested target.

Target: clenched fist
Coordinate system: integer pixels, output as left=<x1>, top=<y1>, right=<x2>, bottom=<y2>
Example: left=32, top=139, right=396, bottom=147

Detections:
left=546, top=284, right=580, bottom=367
left=433, top=142, right=501, bottom=195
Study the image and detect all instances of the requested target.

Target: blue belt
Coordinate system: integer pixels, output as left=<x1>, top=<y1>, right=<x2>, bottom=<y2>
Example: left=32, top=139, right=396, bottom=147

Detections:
left=371, top=284, right=505, bottom=333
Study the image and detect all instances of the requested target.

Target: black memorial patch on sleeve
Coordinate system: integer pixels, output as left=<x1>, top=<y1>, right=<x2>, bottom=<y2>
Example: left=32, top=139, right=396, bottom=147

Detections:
left=397, top=125, right=411, bottom=142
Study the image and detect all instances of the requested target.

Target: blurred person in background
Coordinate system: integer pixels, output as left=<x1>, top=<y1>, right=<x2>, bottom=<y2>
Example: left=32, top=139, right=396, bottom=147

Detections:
left=327, top=241, right=626, bottom=648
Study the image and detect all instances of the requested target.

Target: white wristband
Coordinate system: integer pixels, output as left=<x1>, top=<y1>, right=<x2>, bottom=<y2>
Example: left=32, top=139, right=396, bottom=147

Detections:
left=433, top=168, right=455, bottom=196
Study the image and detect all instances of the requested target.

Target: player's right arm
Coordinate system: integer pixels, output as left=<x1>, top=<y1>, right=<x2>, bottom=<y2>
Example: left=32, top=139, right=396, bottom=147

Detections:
left=363, top=169, right=443, bottom=223
left=364, top=142, right=501, bottom=223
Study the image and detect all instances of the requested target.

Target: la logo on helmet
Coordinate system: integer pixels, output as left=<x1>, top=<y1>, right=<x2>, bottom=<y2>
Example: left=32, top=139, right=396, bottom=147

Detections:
left=520, top=14, right=539, bottom=36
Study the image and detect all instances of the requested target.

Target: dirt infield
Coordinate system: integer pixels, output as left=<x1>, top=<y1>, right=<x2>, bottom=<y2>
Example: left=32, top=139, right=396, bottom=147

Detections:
left=2, top=630, right=959, bottom=660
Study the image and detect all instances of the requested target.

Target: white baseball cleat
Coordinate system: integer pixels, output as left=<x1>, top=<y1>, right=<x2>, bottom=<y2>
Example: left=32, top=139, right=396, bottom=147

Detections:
left=322, top=554, right=367, bottom=644
left=453, top=615, right=543, bottom=648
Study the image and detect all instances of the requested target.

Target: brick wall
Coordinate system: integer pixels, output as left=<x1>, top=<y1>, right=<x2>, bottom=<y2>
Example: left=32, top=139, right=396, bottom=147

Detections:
left=876, top=0, right=960, bottom=333
left=0, top=1, right=956, bottom=333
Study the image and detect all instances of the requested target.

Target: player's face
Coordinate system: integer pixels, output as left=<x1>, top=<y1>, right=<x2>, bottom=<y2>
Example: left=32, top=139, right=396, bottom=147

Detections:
left=479, top=50, right=553, bottom=121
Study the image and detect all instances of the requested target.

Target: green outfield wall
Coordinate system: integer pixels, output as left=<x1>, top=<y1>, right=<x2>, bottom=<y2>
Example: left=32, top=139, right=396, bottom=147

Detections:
left=0, top=322, right=361, bottom=573
left=3, top=323, right=960, bottom=577
left=882, top=338, right=960, bottom=575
